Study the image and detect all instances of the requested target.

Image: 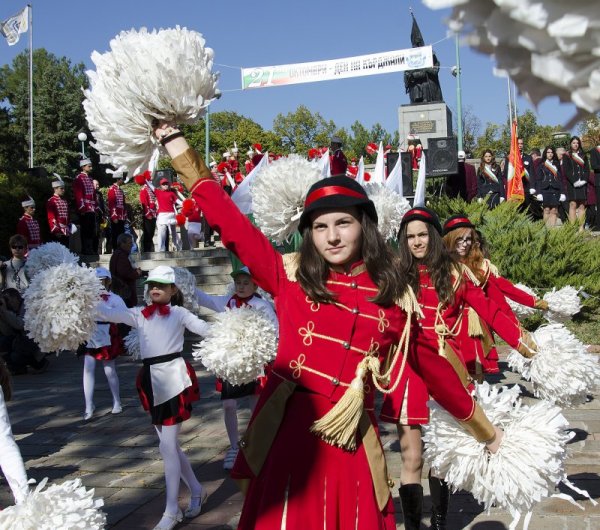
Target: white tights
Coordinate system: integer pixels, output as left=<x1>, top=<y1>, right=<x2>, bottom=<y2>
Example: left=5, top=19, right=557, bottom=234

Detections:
left=155, top=423, right=201, bottom=517
left=0, top=388, right=28, bottom=504
left=83, top=355, right=121, bottom=412
left=222, top=395, right=258, bottom=449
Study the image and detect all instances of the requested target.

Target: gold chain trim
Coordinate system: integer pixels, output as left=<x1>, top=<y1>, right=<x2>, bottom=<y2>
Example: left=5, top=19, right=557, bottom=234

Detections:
left=305, top=296, right=320, bottom=312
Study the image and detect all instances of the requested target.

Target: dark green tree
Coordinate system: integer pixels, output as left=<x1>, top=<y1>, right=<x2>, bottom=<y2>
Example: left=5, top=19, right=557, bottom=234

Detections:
left=0, top=48, right=89, bottom=175
left=272, top=105, right=336, bottom=154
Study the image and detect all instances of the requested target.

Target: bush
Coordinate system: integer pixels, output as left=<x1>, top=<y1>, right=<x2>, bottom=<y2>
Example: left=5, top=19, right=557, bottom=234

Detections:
left=429, top=197, right=600, bottom=296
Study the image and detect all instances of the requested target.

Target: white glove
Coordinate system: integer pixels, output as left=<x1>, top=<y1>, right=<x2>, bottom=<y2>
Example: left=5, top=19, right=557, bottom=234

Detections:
left=559, top=194, right=566, bottom=202
left=500, top=197, right=505, bottom=203
left=536, top=194, right=543, bottom=201
left=529, top=188, right=536, bottom=195
left=574, top=179, right=586, bottom=188
left=477, top=197, right=483, bottom=204
left=70, top=223, right=78, bottom=234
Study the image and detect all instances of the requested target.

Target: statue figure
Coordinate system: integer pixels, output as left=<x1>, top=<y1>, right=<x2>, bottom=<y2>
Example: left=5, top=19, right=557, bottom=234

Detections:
left=404, top=12, right=444, bottom=104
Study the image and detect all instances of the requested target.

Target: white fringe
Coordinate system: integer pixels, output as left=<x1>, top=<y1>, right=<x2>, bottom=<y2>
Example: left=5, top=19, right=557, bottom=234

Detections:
left=507, top=323, right=600, bottom=406
left=543, top=286, right=581, bottom=323
left=192, top=306, right=277, bottom=385
left=23, top=264, right=101, bottom=352
left=422, top=0, right=600, bottom=120
left=124, top=329, right=141, bottom=360
left=423, top=382, right=576, bottom=528
left=173, top=267, right=199, bottom=313
left=363, top=183, right=411, bottom=241
left=507, top=283, right=538, bottom=319
left=25, top=243, right=79, bottom=280
left=250, top=155, right=322, bottom=244
left=83, top=26, right=219, bottom=174
left=0, top=477, right=106, bottom=529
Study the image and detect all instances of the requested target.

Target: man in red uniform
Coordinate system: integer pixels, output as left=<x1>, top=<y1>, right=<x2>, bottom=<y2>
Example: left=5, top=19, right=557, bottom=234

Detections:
left=73, top=158, right=97, bottom=255
left=107, top=173, right=127, bottom=251
left=46, top=178, right=71, bottom=247
left=329, top=135, right=348, bottom=176
left=139, top=175, right=157, bottom=252
left=16, top=197, right=41, bottom=250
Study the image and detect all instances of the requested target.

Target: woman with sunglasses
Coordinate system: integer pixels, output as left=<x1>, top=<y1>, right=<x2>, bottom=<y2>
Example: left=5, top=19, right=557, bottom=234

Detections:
left=0, top=236, right=30, bottom=295
left=381, top=208, right=537, bottom=530
left=153, top=123, right=509, bottom=530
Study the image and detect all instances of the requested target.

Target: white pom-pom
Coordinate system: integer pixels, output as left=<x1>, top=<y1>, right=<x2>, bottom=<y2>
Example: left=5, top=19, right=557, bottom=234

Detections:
left=543, top=286, right=581, bottom=323
left=24, top=264, right=101, bottom=352
left=507, top=323, right=600, bottom=406
left=124, top=329, right=141, bottom=360
left=424, top=382, right=576, bottom=526
left=192, top=306, right=277, bottom=385
left=363, top=182, right=411, bottom=241
left=0, top=478, right=106, bottom=529
left=251, top=155, right=322, bottom=244
left=83, top=27, right=219, bottom=174
left=25, top=243, right=79, bottom=279
left=173, top=267, right=199, bottom=313
left=506, top=283, right=538, bottom=319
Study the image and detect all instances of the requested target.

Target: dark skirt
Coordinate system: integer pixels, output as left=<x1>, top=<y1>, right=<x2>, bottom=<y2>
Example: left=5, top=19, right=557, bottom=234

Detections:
left=220, top=379, right=256, bottom=400
left=136, top=359, right=200, bottom=425
left=567, top=183, right=587, bottom=202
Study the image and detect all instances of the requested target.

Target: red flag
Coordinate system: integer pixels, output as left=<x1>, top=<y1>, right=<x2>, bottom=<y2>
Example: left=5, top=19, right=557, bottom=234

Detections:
left=506, top=120, right=525, bottom=203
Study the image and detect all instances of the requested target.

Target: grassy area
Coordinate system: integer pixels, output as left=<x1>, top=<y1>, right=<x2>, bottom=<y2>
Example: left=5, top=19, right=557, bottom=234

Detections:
left=565, top=301, right=600, bottom=346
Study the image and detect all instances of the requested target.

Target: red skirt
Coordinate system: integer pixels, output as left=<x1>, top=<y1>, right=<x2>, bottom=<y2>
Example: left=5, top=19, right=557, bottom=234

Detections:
left=135, top=360, right=200, bottom=426
left=84, top=324, right=123, bottom=361
left=233, top=389, right=395, bottom=530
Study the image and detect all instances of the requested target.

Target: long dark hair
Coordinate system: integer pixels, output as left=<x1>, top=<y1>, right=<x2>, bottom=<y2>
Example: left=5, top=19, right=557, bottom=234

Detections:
left=296, top=209, right=407, bottom=306
left=479, top=149, right=498, bottom=173
left=542, top=145, right=557, bottom=164
left=397, top=222, right=459, bottom=306
left=569, top=136, right=583, bottom=154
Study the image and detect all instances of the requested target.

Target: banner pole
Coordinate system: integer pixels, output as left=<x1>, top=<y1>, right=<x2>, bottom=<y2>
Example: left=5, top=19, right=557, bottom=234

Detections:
left=28, top=3, right=33, bottom=168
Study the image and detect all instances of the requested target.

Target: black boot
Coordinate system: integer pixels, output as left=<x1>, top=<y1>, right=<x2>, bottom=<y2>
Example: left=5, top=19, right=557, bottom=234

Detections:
left=399, top=483, right=423, bottom=530
left=429, top=475, right=449, bottom=530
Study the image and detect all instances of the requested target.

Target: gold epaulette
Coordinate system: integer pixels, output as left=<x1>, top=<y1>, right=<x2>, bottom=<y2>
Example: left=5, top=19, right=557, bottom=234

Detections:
left=396, top=285, right=424, bottom=319
left=485, top=259, right=499, bottom=278
left=282, top=252, right=300, bottom=282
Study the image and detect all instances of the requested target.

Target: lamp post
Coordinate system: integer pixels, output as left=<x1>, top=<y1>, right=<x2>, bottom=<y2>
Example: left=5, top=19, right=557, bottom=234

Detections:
left=77, top=132, right=87, bottom=157
left=453, top=33, right=464, bottom=153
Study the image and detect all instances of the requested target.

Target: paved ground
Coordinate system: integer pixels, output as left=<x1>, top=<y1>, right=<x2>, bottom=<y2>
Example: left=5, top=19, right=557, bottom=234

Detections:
left=2, top=346, right=599, bottom=529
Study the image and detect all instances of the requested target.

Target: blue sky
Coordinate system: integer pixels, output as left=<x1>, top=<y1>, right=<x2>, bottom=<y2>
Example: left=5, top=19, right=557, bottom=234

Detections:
left=0, top=0, right=578, bottom=139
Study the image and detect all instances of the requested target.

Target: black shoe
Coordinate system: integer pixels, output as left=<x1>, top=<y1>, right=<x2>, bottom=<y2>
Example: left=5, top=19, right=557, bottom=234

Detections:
left=399, top=483, right=423, bottom=530
left=429, top=475, right=449, bottom=530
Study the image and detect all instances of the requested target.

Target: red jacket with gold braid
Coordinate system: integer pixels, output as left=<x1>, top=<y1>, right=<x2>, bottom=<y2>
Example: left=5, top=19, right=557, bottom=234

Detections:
left=380, top=264, right=524, bottom=424
left=72, top=172, right=97, bottom=214
left=16, top=214, right=41, bottom=248
left=46, top=195, right=71, bottom=236
left=107, top=184, right=127, bottom=222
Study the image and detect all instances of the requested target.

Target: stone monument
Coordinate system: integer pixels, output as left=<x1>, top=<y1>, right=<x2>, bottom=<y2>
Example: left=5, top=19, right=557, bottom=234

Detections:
left=398, top=12, right=453, bottom=149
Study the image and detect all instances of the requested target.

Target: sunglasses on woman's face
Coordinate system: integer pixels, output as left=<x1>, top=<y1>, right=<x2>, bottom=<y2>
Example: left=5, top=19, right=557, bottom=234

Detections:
left=11, top=245, right=24, bottom=250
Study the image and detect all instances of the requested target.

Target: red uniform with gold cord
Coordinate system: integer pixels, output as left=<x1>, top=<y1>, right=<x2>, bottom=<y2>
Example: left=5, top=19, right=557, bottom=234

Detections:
left=107, top=183, right=127, bottom=222
left=381, top=264, right=524, bottom=424
left=170, top=147, right=494, bottom=530
left=457, top=259, right=537, bottom=375
left=16, top=214, right=41, bottom=249
left=46, top=195, right=71, bottom=237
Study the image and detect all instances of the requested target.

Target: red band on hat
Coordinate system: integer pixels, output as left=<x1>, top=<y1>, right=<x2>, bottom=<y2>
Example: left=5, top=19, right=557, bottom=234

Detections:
left=305, top=186, right=366, bottom=208
left=405, top=208, right=433, bottom=220
left=445, top=217, right=472, bottom=230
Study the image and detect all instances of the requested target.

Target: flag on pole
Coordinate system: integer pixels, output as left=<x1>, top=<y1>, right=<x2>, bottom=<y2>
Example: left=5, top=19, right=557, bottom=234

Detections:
left=319, top=148, right=330, bottom=178
left=231, top=152, right=269, bottom=214
left=506, top=120, right=525, bottom=203
left=372, top=142, right=385, bottom=184
left=385, top=155, right=403, bottom=196
left=0, top=6, right=29, bottom=46
left=356, top=156, right=365, bottom=184
left=413, top=152, right=427, bottom=206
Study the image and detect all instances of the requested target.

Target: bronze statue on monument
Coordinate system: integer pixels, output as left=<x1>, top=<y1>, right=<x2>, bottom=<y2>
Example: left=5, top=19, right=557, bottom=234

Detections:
left=404, top=11, right=444, bottom=103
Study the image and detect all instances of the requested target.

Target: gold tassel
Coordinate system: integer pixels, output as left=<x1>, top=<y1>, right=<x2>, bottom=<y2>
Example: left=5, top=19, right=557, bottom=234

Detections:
left=310, top=361, right=369, bottom=451
left=468, top=307, right=484, bottom=337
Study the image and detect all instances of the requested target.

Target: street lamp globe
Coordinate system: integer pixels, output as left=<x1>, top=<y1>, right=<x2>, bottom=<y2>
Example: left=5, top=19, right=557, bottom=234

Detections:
left=78, top=132, right=88, bottom=142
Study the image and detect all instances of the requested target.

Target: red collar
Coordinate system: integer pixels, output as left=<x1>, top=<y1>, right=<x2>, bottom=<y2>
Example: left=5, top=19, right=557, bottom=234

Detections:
left=141, top=303, right=171, bottom=319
